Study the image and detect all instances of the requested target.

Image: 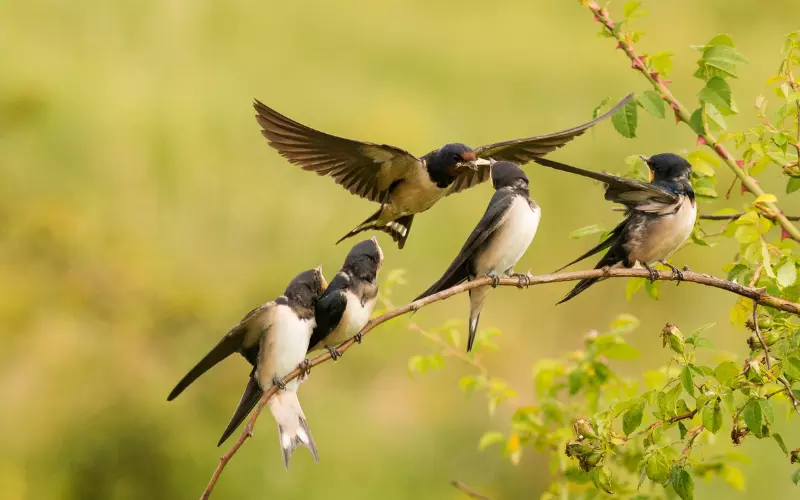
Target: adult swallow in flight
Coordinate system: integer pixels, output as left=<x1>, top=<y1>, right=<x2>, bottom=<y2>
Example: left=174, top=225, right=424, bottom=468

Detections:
left=532, top=153, right=696, bottom=303
left=308, top=237, right=383, bottom=359
left=414, top=161, right=540, bottom=352
left=167, top=267, right=327, bottom=467
left=253, top=95, right=631, bottom=248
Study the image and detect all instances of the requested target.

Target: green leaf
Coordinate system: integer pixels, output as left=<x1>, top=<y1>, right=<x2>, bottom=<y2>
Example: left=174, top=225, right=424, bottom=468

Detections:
left=698, top=77, right=737, bottom=114
left=773, top=433, right=789, bottom=455
left=637, top=91, right=666, bottom=118
left=610, top=314, right=640, bottom=334
left=687, top=150, right=719, bottom=177
left=702, top=45, right=749, bottom=79
left=760, top=399, right=775, bottom=424
left=777, top=259, right=797, bottom=288
left=612, top=99, right=638, bottom=138
left=734, top=225, right=759, bottom=244
left=569, top=224, right=606, bottom=239
left=478, top=431, right=505, bottom=450
left=681, top=366, right=695, bottom=397
left=787, top=177, right=800, bottom=194
left=649, top=51, right=675, bottom=77
left=703, top=102, right=726, bottom=130
left=688, top=108, right=705, bottom=134
left=645, top=451, right=670, bottom=483
left=743, top=399, right=763, bottom=438
left=672, top=468, right=695, bottom=500
left=784, top=356, right=800, bottom=380
left=702, top=400, right=723, bottom=434
left=623, top=399, right=646, bottom=435
left=626, top=278, right=646, bottom=301
left=722, top=465, right=745, bottom=491
left=645, top=279, right=660, bottom=299
left=714, top=361, right=739, bottom=385
left=569, top=368, right=586, bottom=395
left=623, top=0, right=647, bottom=19
left=791, top=468, right=800, bottom=485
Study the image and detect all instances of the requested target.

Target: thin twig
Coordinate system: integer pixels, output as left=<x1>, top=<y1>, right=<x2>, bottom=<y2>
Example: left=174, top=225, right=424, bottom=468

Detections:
left=200, top=267, right=800, bottom=498
left=752, top=302, right=772, bottom=370
left=700, top=213, right=800, bottom=222
left=582, top=0, right=800, bottom=242
left=451, top=480, right=496, bottom=500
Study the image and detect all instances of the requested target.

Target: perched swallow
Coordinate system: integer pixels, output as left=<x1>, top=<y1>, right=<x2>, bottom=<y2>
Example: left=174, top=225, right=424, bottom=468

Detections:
left=253, top=95, right=631, bottom=249
left=414, top=161, right=540, bottom=351
left=308, top=237, right=383, bottom=358
left=532, top=153, right=696, bottom=303
left=167, top=267, right=327, bottom=467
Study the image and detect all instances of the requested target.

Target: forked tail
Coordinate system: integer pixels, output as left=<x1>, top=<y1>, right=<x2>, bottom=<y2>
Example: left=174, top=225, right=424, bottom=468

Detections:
left=268, top=390, right=319, bottom=469
left=337, top=207, right=414, bottom=249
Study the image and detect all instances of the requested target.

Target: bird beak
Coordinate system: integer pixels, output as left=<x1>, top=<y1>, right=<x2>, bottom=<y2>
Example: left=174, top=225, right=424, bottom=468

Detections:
left=463, top=157, right=492, bottom=171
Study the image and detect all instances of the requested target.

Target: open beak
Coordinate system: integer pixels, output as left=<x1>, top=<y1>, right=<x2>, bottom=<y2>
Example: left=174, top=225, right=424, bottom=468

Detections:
left=639, top=155, right=654, bottom=182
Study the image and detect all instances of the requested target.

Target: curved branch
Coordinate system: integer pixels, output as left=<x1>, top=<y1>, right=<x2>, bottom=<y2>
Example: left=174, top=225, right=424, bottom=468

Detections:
left=200, top=267, right=800, bottom=498
left=700, top=213, right=800, bottom=222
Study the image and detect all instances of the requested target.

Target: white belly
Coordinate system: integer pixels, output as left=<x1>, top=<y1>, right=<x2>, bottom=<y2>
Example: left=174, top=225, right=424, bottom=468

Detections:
left=270, top=304, right=315, bottom=390
left=475, top=198, right=540, bottom=275
left=630, top=198, right=696, bottom=264
left=325, top=292, right=376, bottom=346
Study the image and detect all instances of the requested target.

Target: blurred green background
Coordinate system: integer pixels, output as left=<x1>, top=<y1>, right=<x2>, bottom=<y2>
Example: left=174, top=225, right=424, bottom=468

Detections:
left=2, top=0, right=800, bottom=498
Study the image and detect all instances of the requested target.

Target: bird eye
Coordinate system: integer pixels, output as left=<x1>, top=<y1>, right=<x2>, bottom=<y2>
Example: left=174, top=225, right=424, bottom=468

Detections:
left=452, top=154, right=461, bottom=161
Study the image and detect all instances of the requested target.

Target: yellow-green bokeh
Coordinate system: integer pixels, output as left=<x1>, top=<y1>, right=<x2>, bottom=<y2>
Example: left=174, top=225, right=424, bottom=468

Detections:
left=2, top=0, right=800, bottom=498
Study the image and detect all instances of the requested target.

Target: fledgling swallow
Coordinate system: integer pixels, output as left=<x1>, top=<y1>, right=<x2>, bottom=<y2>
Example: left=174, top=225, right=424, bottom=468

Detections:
left=167, top=267, right=327, bottom=468
left=414, top=161, right=540, bottom=352
left=532, top=153, right=696, bottom=303
left=308, top=237, right=383, bottom=359
left=253, top=95, right=631, bottom=249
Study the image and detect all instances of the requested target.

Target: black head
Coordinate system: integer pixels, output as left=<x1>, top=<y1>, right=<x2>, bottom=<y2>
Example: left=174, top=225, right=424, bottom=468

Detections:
left=643, top=153, right=692, bottom=182
left=425, top=143, right=478, bottom=187
left=284, top=266, right=327, bottom=310
left=343, top=237, right=383, bottom=281
left=491, top=161, right=529, bottom=191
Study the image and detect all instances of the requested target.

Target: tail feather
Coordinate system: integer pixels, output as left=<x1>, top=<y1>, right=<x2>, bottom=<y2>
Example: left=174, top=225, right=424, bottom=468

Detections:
left=218, top=375, right=263, bottom=446
left=558, top=247, right=626, bottom=304
left=337, top=208, right=414, bottom=249
left=555, top=221, right=626, bottom=273
left=269, top=390, right=318, bottom=469
left=467, top=286, right=490, bottom=352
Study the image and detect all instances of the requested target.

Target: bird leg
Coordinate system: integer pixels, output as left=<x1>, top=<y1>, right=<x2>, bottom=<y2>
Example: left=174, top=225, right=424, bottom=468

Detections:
left=298, top=359, right=312, bottom=377
left=510, top=272, right=530, bottom=288
left=272, top=375, right=287, bottom=391
left=660, top=260, right=684, bottom=285
left=353, top=332, right=364, bottom=344
left=483, top=273, right=501, bottom=288
left=642, top=262, right=659, bottom=283
left=325, top=345, right=342, bottom=360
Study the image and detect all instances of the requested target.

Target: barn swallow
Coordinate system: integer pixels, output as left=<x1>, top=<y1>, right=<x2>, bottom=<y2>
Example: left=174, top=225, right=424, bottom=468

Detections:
left=167, top=267, right=327, bottom=467
left=308, top=237, right=383, bottom=359
left=532, top=153, right=696, bottom=303
left=414, top=161, right=540, bottom=352
left=253, top=94, right=631, bottom=249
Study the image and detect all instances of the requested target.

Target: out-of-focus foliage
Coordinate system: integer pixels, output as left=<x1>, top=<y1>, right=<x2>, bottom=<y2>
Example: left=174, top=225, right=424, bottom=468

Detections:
left=3, top=0, right=800, bottom=499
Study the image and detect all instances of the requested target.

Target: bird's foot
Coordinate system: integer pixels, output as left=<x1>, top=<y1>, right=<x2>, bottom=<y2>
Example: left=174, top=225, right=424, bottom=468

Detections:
left=642, top=263, right=659, bottom=283
left=660, top=261, right=684, bottom=285
left=272, top=375, right=287, bottom=391
left=353, top=332, right=364, bottom=344
left=299, top=359, right=312, bottom=377
left=325, top=345, right=343, bottom=361
left=484, top=274, right=501, bottom=288
left=511, top=273, right=530, bottom=288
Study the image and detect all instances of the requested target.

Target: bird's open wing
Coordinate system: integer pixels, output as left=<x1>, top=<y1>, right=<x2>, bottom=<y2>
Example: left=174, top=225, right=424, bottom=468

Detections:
left=167, top=302, right=274, bottom=401
left=531, top=157, right=679, bottom=212
left=447, top=95, right=633, bottom=195
left=254, top=100, right=422, bottom=203
left=415, top=190, right=515, bottom=300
